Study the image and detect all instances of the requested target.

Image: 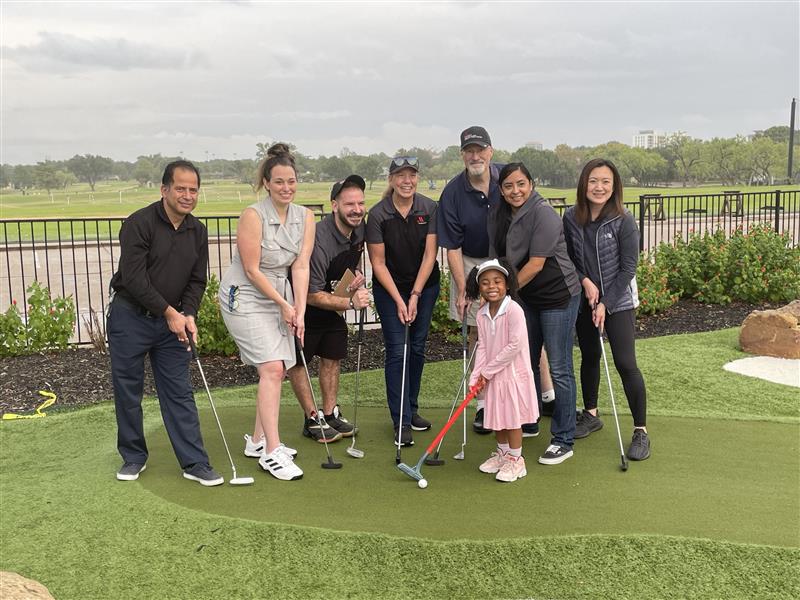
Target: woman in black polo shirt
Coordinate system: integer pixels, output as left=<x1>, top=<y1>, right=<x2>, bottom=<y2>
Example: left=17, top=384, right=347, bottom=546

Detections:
left=366, top=156, right=440, bottom=447
left=488, top=162, right=581, bottom=466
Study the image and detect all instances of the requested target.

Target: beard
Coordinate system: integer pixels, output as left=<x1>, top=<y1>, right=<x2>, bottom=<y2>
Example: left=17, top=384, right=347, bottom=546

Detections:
left=467, top=163, right=486, bottom=177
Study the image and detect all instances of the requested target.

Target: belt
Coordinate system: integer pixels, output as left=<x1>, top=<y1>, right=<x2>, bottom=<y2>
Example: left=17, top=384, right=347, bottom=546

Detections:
left=112, top=296, right=161, bottom=319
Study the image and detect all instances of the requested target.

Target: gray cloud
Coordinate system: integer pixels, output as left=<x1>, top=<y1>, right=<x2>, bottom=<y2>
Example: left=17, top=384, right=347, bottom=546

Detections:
left=4, top=31, right=207, bottom=72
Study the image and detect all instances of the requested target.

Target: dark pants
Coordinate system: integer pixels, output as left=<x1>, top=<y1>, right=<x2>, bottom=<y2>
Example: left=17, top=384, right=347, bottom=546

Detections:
left=575, top=301, right=647, bottom=427
left=522, top=294, right=580, bottom=449
left=108, top=301, right=210, bottom=469
left=373, top=283, right=439, bottom=428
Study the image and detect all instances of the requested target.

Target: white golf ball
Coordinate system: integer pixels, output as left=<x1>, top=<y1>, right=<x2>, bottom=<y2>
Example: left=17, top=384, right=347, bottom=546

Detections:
left=418, top=479, right=428, bottom=489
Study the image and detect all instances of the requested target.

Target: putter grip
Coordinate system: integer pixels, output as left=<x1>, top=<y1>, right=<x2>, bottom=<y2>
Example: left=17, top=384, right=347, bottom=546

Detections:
left=186, top=330, right=198, bottom=359
left=424, top=384, right=481, bottom=455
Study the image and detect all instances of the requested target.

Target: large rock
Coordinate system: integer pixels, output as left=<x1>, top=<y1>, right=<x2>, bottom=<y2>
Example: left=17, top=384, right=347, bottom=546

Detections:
left=0, top=572, right=55, bottom=600
left=740, top=301, right=800, bottom=359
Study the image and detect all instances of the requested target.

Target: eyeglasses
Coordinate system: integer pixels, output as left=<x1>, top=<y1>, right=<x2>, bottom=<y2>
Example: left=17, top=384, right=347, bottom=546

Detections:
left=227, top=285, right=239, bottom=311
left=390, top=156, right=419, bottom=172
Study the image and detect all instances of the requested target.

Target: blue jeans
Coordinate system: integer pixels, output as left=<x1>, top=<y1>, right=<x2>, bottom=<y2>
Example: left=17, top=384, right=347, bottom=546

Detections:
left=108, top=300, right=210, bottom=469
left=373, top=283, right=440, bottom=427
left=522, top=294, right=580, bottom=449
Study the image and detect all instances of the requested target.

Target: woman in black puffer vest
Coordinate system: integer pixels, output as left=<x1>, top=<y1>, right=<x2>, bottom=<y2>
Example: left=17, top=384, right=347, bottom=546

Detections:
left=563, top=158, right=650, bottom=461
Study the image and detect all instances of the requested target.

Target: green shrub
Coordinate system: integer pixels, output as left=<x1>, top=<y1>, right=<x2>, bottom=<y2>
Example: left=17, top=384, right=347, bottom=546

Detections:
left=196, top=274, right=238, bottom=356
left=0, top=282, right=75, bottom=356
left=636, top=253, right=678, bottom=315
left=429, top=269, right=461, bottom=343
left=659, top=229, right=732, bottom=304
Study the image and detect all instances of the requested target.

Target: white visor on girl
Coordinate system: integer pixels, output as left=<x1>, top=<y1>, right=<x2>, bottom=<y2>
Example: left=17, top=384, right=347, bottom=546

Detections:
left=475, top=259, right=509, bottom=281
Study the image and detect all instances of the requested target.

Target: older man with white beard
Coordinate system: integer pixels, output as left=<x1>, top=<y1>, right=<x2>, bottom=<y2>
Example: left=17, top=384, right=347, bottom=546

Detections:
left=436, top=126, right=503, bottom=434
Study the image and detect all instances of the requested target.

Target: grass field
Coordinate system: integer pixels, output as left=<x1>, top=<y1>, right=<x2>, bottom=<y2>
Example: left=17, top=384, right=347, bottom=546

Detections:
left=1, top=328, right=798, bottom=599
left=2, top=178, right=797, bottom=220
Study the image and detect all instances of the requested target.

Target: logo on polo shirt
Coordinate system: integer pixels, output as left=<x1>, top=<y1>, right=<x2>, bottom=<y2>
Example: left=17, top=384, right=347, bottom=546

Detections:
left=416, top=215, right=429, bottom=225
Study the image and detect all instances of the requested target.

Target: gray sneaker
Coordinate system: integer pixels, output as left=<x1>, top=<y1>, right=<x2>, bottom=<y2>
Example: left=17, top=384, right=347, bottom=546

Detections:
left=627, top=429, right=651, bottom=461
left=116, top=462, right=146, bottom=481
left=575, top=411, right=603, bottom=439
left=182, top=463, right=224, bottom=486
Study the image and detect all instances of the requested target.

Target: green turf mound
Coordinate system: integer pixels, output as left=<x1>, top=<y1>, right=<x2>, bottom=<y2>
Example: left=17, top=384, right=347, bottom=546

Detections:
left=140, top=407, right=799, bottom=547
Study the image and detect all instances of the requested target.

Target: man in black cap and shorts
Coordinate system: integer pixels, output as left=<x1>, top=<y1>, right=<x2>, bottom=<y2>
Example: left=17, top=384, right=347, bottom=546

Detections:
left=286, top=175, right=371, bottom=443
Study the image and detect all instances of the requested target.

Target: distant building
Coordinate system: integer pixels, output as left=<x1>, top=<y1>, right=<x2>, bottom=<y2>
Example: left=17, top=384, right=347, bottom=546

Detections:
left=633, top=130, right=667, bottom=149
left=525, top=141, right=543, bottom=151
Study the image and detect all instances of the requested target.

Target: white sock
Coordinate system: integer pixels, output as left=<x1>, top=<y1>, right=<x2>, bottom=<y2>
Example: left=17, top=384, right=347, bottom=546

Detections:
left=507, top=447, right=522, bottom=458
left=542, top=389, right=555, bottom=402
left=498, top=443, right=510, bottom=454
left=477, top=399, right=485, bottom=411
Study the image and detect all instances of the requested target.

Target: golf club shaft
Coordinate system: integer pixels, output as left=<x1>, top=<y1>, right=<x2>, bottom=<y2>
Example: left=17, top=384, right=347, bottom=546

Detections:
left=433, top=343, right=478, bottom=455
left=460, top=315, right=468, bottom=450
left=297, top=336, right=339, bottom=464
left=396, top=322, right=410, bottom=454
left=424, top=384, right=482, bottom=456
left=599, top=331, right=627, bottom=459
left=349, top=307, right=365, bottom=451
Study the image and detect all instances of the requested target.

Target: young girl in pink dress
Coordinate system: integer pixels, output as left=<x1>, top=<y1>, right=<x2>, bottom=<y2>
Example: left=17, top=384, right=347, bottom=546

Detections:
left=467, top=259, right=539, bottom=483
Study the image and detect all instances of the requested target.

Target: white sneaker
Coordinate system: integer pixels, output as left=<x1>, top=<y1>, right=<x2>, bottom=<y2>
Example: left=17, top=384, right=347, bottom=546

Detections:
left=244, top=434, right=297, bottom=458
left=496, top=455, right=527, bottom=482
left=259, top=447, right=303, bottom=481
left=478, top=451, right=506, bottom=474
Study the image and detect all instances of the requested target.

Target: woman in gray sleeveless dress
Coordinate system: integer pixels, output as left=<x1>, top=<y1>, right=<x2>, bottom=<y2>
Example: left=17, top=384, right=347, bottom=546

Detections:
left=219, top=144, right=315, bottom=481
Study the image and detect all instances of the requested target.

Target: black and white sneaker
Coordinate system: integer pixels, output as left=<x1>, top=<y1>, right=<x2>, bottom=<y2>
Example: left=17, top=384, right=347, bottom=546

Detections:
left=116, top=462, right=146, bottom=481
left=302, top=414, right=343, bottom=443
left=521, top=422, right=540, bottom=438
left=574, top=411, right=603, bottom=439
left=410, top=413, right=431, bottom=431
left=244, top=434, right=297, bottom=458
left=259, top=447, right=303, bottom=481
left=182, top=463, right=224, bottom=486
left=323, top=405, right=355, bottom=437
left=627, top=429, right=651, bottom=461
left=538, top=444, right=574, bottom=465
left=394, top=425, right=414, bottom=447
left=473, top=408, right=492, bottom=434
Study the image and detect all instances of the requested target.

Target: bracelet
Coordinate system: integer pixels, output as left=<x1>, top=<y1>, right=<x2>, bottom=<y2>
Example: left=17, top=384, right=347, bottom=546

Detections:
left=410, top=290, right=421, bottom=297
left=349, top=298, right=355, bottom=310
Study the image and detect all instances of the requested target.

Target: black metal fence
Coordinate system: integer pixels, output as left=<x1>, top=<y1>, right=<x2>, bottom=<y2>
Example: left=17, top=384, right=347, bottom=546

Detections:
left=2, top=190, right=798, bottom=345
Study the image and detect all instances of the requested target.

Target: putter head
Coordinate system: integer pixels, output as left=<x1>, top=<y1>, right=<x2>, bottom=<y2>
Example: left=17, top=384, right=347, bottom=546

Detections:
left=322, top=460, right=343, bottom=469
left=346, top=447, right=365, bottom=459
left=424, top=452, right=445, bottom=466
left=453, top=451, right=465, bottom=460
left=396, top=462, right=423, bottom=482
left=229, top=476, right=255, bottom=485
left=621, top=457, right=629, bottom=472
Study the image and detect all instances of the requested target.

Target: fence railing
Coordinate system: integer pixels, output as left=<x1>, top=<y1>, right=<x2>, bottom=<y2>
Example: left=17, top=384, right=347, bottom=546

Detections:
left=2, top=190, right=797, bottom=346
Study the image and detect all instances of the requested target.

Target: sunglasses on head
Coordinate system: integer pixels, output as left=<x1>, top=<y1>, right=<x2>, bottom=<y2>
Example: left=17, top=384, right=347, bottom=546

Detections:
left=391, top=156, right=419, bottom=170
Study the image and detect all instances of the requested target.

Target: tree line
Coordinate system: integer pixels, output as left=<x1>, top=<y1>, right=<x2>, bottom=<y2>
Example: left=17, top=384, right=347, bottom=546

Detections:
left=1, top=125, right=797, bottom=194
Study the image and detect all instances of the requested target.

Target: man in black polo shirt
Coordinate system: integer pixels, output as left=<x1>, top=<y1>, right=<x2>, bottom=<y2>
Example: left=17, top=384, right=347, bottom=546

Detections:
left=437, top=126, right=502, bottom=434
left=108, top=160, right=222, bottom=486
left=286, top=174, right=371, bottom=442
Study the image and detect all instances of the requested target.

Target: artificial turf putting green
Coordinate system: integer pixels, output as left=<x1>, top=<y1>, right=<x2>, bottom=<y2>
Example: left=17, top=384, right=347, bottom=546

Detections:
left=141, top=406, right=799, bottom=547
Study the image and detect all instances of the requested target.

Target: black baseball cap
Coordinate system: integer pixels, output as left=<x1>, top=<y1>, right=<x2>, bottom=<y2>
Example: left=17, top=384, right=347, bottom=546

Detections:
left=460, top=126, right=491, bottom=150
left=330, top=174, right=366, bottom=200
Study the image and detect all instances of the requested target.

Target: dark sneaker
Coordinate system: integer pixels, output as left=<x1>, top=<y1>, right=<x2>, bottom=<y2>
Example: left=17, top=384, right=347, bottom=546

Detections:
left=394, top=425, right=414, bottom=447
left=410, top=413, right=431, bottom=431
left=303, top=414, right=343, bottom=443
left=182, top=463, right=224, bottom=487
left=627, top=429, right=651, bottom=461
left=521, top=422, right=540, bottom=438
left=323, top=405, right=355, bottom=437
left=473, top=408, right=492, bottom=434
left=538, top=444, right=574, bottom=465
left=575, top=410, right=604, bottom=439
left=116, top=462, right=146, bottom=481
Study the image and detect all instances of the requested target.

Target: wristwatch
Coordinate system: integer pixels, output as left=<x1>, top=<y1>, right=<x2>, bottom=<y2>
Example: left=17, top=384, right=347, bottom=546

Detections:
left=348, top=298, right=355, bottom=310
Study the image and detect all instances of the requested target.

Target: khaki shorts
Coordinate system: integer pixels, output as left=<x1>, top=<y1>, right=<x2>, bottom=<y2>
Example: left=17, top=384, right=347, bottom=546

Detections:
left=448, top=254, right=487, bottom=327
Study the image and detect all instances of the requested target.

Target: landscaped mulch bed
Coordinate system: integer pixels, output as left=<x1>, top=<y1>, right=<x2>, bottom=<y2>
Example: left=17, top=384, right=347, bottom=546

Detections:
left=0, top=299, right=778, bottom=414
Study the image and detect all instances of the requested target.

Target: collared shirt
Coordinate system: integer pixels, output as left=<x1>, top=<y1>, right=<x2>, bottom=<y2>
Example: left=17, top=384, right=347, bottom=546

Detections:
left=366, top=192, right=440, bottom=294
left=111, top=200, right=208, bottom=316
left=306, top=213, right=365, bottom=327
left=436, top=163, right=502, bottom=257
left=488, top=192, right=580, bottom=309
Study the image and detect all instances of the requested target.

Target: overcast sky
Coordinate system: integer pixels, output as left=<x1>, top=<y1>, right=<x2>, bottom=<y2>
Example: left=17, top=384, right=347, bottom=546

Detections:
left=2, top=1, right=798, bottom=164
